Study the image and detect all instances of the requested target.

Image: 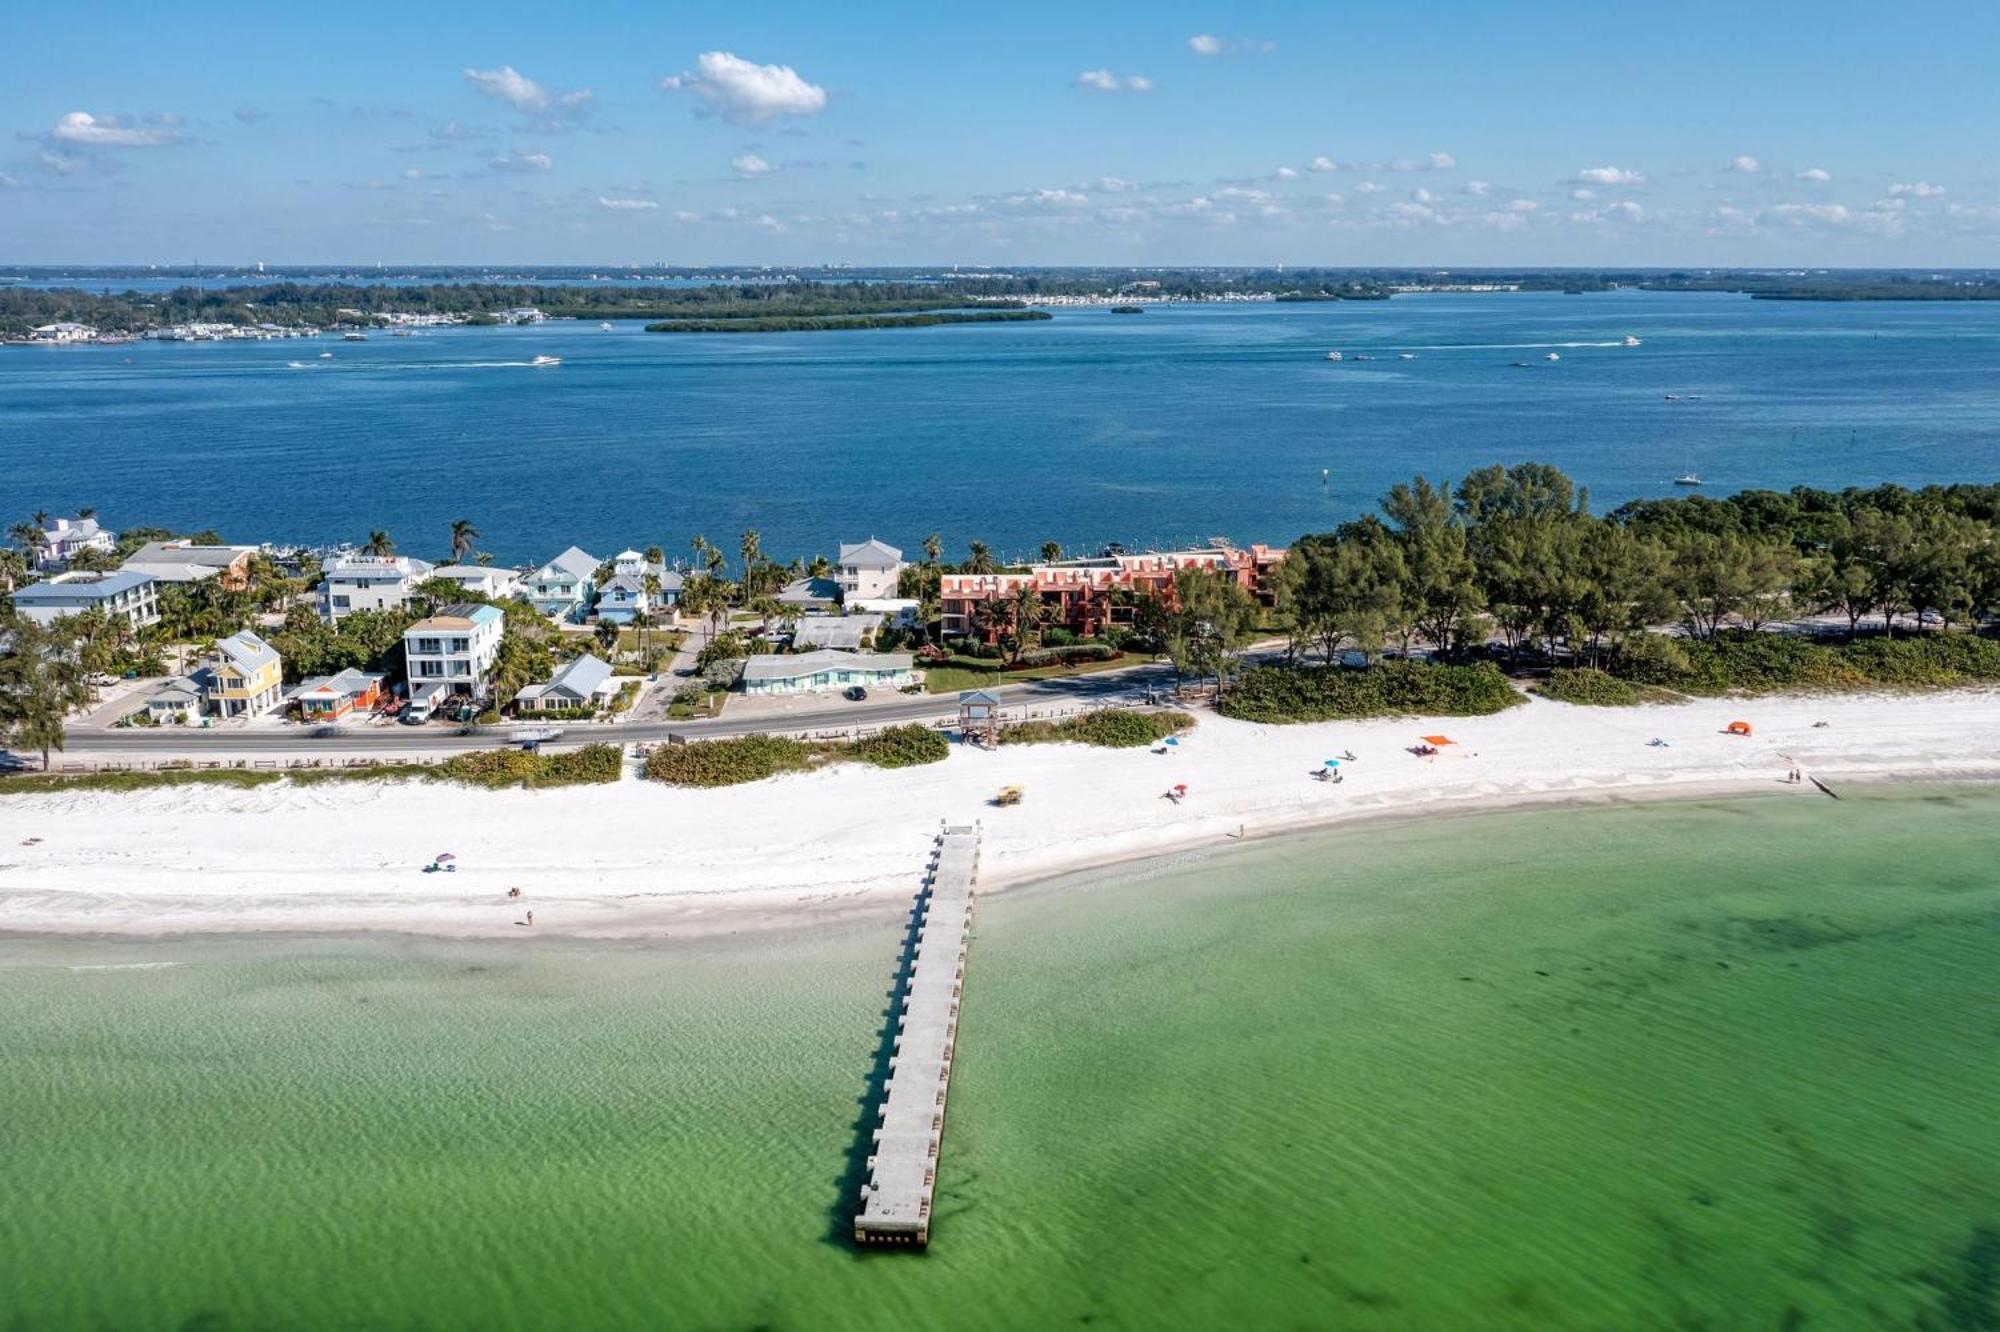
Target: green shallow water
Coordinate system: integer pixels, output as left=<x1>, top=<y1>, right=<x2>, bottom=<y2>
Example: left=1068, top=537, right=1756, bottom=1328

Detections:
left=4, top=786, right=1999, bottom=1331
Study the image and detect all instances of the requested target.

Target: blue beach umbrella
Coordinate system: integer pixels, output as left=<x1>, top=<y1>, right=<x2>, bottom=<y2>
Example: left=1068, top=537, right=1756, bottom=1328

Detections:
left=1322, top=758, right=1339, bottom=768
left=1164, top=736, right=1180, bottom=747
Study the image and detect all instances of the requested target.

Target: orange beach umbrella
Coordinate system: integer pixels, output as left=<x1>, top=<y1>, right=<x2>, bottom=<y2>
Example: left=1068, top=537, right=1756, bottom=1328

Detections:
left=1726, top=721, right=1753, bottom=736
left=1420, top=735, right=1455, bottom=746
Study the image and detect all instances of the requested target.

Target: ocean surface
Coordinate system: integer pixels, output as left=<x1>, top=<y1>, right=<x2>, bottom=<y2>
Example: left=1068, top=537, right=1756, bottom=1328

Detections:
left=3, top=291, right=2000, bottom=565
left=4, top=785, right=1997, bottom=1330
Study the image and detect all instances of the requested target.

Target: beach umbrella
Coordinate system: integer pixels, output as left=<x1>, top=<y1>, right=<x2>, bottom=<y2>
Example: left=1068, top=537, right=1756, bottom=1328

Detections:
left=1322, top=758, right=1340, bottom=768
left=1163, top=736, right=1180, bottom=747
left=1420, top=735, right=1455, bottom=746
left=1173, top=783, right=1188, bottom=794
left=436, top=852, right=456, bottom=862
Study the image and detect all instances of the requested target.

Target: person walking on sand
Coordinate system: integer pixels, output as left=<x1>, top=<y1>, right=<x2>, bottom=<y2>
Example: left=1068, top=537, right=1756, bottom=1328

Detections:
left=525, top=910, right=534, bottom=927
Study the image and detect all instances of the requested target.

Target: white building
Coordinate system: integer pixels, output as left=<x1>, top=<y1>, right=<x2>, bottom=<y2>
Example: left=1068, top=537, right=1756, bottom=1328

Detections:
left=11, top=570, right=159, bottom=629
left=28, top=322, right=97, bottom=344
left=34, top=516, right=116, bottom=569
left=740, top=650, right=915, bottom=696
left=835, top=538, right=906, bottom=601
left=431, top=563, right=523, bottom=600
left=319, top=554, right=434, bottom=618
left=401, top=603, right=505, bottom=698
left=526, top=546, right=600, bottom=621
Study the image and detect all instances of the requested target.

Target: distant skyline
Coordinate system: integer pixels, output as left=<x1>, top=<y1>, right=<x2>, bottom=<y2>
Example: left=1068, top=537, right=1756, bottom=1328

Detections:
left=7, top=1, right=1999, bottom=267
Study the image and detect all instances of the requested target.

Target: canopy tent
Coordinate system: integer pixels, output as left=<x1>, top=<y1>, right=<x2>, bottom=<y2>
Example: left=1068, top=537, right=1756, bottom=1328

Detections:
left=1420, top=735, right=1455, bottom=746
left=1727, top=721, right=1753, bottom=736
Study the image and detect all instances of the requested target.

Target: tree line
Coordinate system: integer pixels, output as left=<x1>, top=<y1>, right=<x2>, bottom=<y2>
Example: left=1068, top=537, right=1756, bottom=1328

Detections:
left=1273, top=464, right=2000, bottom=669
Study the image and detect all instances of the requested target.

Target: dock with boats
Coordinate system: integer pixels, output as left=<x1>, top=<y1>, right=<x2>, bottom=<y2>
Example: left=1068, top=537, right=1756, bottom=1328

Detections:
left=853, top=823, right=982, bottom=1247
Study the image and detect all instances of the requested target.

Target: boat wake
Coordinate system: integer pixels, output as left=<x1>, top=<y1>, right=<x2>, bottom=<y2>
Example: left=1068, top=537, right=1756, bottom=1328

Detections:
left=1407, top=339, right=1634, bottom=351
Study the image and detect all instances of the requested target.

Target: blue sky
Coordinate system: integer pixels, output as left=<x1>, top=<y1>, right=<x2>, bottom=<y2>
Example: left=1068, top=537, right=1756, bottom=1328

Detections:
left=6, top=0, right=1998, bottom=266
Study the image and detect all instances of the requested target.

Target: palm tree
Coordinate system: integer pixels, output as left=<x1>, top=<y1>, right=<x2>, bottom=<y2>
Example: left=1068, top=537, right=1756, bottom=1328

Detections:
left=973, top=595, right=1012, bottom=650
left=690, top=534, right=711, bottom=572
left=644, top=544, right=665, bottom=567
left=738, top=530, right=762, bottom=595
left=0, top=547, right=27, bottom=592
left=641, top=573, right=662, bottom=653
left=806, top=553, right=831, bottom=579
left=77, top=506, right=97, bottom=521
left=594, top=617, right=622, bottom=656
left=923, top=532, right=943, bottom=566
left=1041, top=541, right=1063, bottom=564
left=364, top=530, right=395, bottom=556
left=31, top=509, right=51, bottom=530
left=9, top=521, right=46, bottom=571
left=1007, top=582, right=1047, bottom=663
left=967, top=541, right=996, bottom=575
left=448, top=519, right=480, bottom=563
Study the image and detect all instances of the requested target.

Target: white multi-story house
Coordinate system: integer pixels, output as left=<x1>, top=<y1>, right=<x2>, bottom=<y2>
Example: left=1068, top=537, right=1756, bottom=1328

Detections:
left=526, top=546, right=600, bottom=622
left=28, top=322, right=98, bottom=344
left=318, top=554, right=434, bottom=618
left=401, top=603, right=505, bottom=699
left=11, top=570, right=159, bottom=629
left=836, top=538, right=906, bottom=601
left=34, top=515, right=116, bottom=569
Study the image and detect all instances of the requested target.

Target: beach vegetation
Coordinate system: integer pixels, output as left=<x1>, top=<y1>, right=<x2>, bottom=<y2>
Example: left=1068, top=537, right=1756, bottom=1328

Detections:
left=1605, top=629, right=2000, bottom=695
left=1218, top=661, right=1524, bottom=724
left=643, top=735, right=819, bottom=787
left=1534, top=668, right=1681, bottom=707
left=849, top=724, right=951, bottom=768
left=1001, top=709, right=1195, bottom=748
left=0, top=743, right=625, bottom=794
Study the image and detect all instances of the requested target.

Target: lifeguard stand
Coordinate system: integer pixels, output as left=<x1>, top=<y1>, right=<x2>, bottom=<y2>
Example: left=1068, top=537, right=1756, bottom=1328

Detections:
left=958, top=689, right=1002, bottom=747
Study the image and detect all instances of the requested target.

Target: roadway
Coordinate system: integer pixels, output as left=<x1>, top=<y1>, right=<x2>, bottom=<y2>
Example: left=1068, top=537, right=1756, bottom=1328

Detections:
left=35, top=662, right=1185, bottom=761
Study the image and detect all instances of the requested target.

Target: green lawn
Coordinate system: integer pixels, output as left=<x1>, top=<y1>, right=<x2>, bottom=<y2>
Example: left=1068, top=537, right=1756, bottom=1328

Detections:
left=922, top=652, right=1150, bottom=694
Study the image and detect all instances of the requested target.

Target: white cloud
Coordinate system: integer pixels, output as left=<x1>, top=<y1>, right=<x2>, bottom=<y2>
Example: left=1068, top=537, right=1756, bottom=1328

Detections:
left=1354, top=181, right=1384, bottom=194
left=1765, top=202, right=1852, bottom=226
left=1607, top=200, right=1645, bottom=221
left=1215, top=186, right=1269, bottom=202
left=1575, top=165, right=1645, bottom=186
left=1074, top=69, right=1153, bottom=93
left=402, top=167, right=423, bottom=180
left=1507, top=198, right=1538, bottom=213
left=1570, top=187, right=1595, bottom=200
left=0, top=172, right=21, bottom=189
left=1464, top=180, right=1490, bottom=196
left=662, top=51, right=828, bottom=124
left=1727, top=155, right=1761, bottom=173
left=463, top=66, right=592, bottom=115
left=1428, top=151, right=1457, bottom=170
left=1308, top=155, right=1338, bottom=172
left=1411, top=186, right=1437, bottom=204
left=49, top=111, right=181, bottom=147
left=1095, top=175, right=1136, bottom=192
left=1796, top=167, right=1832, bottom=182
left=672, top=210, right=701, bottom=223
left=598, top=196, right=660, bottom=210
left=1272, top=166, right=1299, bottom=180
left=1188, top=33, right=1224, bottom=55
left=489, top=147, right=553, bottom=172
left=37, top=150, right=88, bottom=175
left=1889, top=180, right=1945, bottom=198
left=732, top=153, right=774, bottom=177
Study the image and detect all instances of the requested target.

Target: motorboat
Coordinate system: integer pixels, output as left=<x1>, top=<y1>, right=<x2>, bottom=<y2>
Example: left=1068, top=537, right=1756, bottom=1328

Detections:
left=530, top=354, right=561, bottom=367
left=1324, top=350, right=1343, bottom=361
left=1672, top=474, right=1704, bottom=487
left=1398, top=352, right=1417, bottom=360
left=1545, top=351, right=1561, bottom=361
left=599, top=322, right=614, bottom=331
left=342, top=332, right=368, bottom=341
left=1623, top=335, right=1642, bottom=347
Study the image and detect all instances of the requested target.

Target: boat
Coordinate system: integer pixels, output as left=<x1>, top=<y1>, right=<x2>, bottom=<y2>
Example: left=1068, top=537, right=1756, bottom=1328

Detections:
left=1664, top=393, right=1680, bottom=401
left=530, top=354, right=561, bottom=367
left=1109, top=305, right=1145, bottom=314
left=1325, top=350, right=1343, bottom=361
left=318, top=351, right=333, bottom=359
left=1398, top=352, right=1417, bottom=360
left=1351, top=353, right=1374, bottom=361
left=1512, top=360, right=1534, bottom=368
left=341, top=332, right=368, bottom=341
left=1673, top=473, right=1704, bottom=487
left=599, top=322, right=613, bottom=331
left=1545, top=351, right=1561, bottom=361
left=391, top=329, right=414, bottom=338
left=1623, top=335, right=1642, bottom=347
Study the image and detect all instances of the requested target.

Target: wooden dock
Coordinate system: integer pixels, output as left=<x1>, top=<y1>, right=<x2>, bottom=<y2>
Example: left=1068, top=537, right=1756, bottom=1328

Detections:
left=853, top=823, right=981, bottom=1247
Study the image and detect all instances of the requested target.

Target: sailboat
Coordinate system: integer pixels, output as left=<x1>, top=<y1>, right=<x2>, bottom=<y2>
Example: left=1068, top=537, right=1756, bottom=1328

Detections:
left=1672, top=446, right=1703, bottom=486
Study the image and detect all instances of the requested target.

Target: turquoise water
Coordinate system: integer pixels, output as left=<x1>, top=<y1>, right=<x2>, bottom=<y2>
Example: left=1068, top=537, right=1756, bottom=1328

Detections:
left=3, top=786, right=1998, bottom=1329
left=5, top=291, right=2000, bottom=560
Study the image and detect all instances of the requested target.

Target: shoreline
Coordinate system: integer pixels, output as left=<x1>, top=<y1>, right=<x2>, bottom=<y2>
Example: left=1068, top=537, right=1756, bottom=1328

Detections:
left=3, top=688, right=1997, bottom=944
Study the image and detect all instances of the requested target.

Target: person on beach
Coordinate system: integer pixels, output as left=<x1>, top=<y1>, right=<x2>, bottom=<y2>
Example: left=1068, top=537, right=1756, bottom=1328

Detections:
left=525, top=910, right=534, bottom=926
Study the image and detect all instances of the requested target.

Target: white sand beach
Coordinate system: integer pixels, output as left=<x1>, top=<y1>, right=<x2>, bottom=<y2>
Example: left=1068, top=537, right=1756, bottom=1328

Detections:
left=3, top=690, right=1997, bottom=939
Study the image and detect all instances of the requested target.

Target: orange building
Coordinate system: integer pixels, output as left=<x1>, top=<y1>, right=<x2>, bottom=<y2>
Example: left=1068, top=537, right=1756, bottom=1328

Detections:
left=940, top=543, right=1285, bottom=642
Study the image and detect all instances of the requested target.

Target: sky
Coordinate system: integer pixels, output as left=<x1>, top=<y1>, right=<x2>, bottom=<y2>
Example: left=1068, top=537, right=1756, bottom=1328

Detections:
left=6, top=0, right=1999, bottom=267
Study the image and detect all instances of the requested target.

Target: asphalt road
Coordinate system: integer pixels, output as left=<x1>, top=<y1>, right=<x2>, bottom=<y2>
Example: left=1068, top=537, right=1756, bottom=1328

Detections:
left=36, top=662, right=1185, bottom=760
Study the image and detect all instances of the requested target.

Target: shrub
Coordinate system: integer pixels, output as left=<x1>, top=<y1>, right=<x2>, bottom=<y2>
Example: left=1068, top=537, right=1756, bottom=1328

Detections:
left=1012, top=643, right=1118, bottom=669
left=1537, top=668, right=1645, bottom=707
left=1606, top=629, right=2000, bottom=695
left=851, top=724, right=950, bottom=768
left=644, top=734, right=817, bottom=787
left=1218, top=661, right=1524, bottom=724
left=1042, top=627, right=1078, bottom=648
left=1002, top=709, right=1194, bottom=748
left=432, top=743, right=624, bottom=788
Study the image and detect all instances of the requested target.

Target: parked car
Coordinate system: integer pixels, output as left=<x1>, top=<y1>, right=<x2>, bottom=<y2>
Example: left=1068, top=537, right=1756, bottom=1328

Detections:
left=844, top=686, right=868, bottom=701
left=1337, top=649, right=1369, bottom=670
left=309, top=725, right=344, bottom=739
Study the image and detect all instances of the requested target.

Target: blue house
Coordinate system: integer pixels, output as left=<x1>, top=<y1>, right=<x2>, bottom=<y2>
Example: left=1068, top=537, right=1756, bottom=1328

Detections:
left=526, top=546, right=600, bottom=622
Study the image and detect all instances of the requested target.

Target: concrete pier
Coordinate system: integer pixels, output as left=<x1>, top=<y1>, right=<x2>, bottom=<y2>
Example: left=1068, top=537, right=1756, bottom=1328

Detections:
left=853, top=823, right=981, bottom=1247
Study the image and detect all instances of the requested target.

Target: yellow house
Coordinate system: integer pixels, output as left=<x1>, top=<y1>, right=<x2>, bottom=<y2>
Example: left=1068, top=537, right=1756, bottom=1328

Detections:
left=212, top=630, right=284, bottom=718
